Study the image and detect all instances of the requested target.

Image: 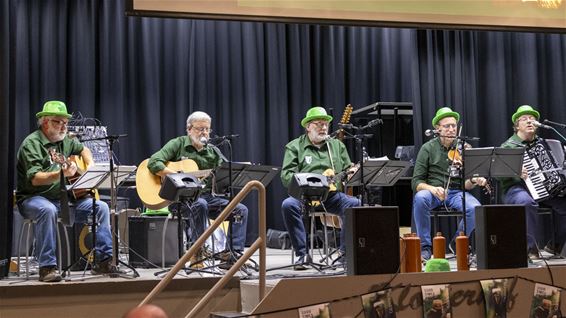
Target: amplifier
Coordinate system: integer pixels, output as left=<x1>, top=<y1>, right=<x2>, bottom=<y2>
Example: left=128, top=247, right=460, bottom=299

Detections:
left=128, top=216, right=179, bottom=268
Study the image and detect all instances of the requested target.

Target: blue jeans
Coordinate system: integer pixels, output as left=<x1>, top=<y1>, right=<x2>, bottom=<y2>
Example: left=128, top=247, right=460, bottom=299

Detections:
left=183, top=194, right=249, bottom=251
left=19, top=195, right=112, bottom=268
left=281, top=192, right=360, bottom=257
left=413, top=189, right=478, bottom=249
left=504, top=184, right=566, bottom=250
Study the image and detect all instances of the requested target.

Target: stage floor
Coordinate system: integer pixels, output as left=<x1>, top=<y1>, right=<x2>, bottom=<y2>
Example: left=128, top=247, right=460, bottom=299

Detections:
left=3, top=246, right=566, bottom=286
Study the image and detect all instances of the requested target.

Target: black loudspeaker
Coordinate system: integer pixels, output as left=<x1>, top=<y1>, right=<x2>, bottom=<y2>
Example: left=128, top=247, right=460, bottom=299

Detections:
left=346, top=206, right=400, bottom=275
left=159, top=173, right=203, bottom=202
left=288, top=173, right=329, bottom=201
left=60, top=223, right=93, bottom=270
left=128, top=216, right=179, bottom=268
left=475, top=205, right=527, bottom=269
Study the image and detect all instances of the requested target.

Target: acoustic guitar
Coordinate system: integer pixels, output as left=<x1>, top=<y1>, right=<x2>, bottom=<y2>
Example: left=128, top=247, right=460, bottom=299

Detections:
left=48, top=148, right=90, bottom=200
left=135, top=158, right=211, bottom=210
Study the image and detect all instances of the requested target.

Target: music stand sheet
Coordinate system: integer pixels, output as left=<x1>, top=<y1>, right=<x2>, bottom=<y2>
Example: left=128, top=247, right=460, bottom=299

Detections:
left=97, top=165, right=137, bottom=190
left=464, top=147, right=524, bottom=179
left=66, top=165, right=110, bottom=191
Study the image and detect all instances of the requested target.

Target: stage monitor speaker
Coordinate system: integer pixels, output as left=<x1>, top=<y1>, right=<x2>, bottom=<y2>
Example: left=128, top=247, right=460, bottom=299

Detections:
left=345, top=206, right=400, bottom=275
left=128, top=216, right=179, bottom=268
left=475, top=205, right=527, bottom=269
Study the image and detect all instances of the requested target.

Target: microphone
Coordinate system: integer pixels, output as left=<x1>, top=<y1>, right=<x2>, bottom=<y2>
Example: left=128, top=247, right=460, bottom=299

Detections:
left=424, top=129, right=440, bottom=137
left=338, top=123, right=354, bottom=129
left=531, top=120, right=552, bottom=129
left=362, top=118, right=383, bottom=129
left=199, top=136, right=208, bottom=145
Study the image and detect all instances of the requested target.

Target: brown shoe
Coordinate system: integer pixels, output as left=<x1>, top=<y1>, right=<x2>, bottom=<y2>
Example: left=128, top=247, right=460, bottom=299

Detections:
left=91, top=258, right=124, bottom=275
left=189, top=248, right=207, bottom=269
left=39, top=267, right=62, bottom=282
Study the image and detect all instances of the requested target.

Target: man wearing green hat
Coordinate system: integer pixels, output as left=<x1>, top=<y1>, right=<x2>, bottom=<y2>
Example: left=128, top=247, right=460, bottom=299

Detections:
left=16, top=101, right=116, bottom=282
left=281, top=106, right=360, bottom=270
left=412, top=107, right=488, bottom=261
left=500, top=105, right=566, bottom=258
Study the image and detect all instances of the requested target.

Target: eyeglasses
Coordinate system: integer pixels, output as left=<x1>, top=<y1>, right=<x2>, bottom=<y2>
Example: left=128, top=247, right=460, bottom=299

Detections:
left=49, top=119, right=69, bottom=127
left=310, top=121, right=329, bottom=128
left=191, top=126, right=211, bottom=133
left=440, top=123, right=457, bottom=129
left=518, top=116, right=536, bottom=122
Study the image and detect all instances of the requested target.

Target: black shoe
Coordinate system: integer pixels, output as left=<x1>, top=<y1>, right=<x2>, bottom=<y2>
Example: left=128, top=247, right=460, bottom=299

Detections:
left=528, top=247, right=541, bottom=260
left=293, top=255, right=307, bottom=271
left=39, top=266, right=62, bottom=283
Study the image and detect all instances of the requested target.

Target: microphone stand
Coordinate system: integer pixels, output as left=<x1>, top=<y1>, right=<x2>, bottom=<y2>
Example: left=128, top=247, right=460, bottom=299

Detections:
left=210, top=134, right=254, bottom=272
left=340, top=124, right=373, bottom=205
left=79, top=134, right=139, bottom=278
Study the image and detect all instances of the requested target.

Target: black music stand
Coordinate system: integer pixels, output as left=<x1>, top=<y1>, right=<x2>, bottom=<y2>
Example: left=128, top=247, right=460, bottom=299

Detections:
left=211, top=163, right=280, bottom=271
left=62, top=167, right=110, bottom=279
left=347, top=160, right=410, bottom=188
left=464, top=147, right=524, bottom=179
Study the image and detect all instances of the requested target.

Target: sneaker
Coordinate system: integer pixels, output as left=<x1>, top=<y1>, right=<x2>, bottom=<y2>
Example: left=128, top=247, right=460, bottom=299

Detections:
left=91, top=258, right=125, bottom=276
left=421, top=246, right=432, bottom=261
left=293, top=255, right=307, bottom=271
left=39, top=266, right=62, bottom=283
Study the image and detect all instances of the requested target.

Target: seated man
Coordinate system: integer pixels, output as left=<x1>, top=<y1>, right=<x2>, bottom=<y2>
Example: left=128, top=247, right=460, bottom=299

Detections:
left=412, top=107, right=488, bottom=261
left=280, top=106, right=360, bottom=270
left=147, top=111, right=249, bottom=264
left=16, top=101, right=116, bottom=282
left=500, top=105, right=566, bottom=258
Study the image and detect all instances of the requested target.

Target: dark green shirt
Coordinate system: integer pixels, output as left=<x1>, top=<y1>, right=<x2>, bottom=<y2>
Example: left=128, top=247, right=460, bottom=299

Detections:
left=499, top=133, right=535, bottom=194
left=147, top=136, right=222, bottom=193
left=16, top=129, right=84, bottom=201
left=411, top=138, right=461, bottom=192
left=281, top=134, right=352, bottom=191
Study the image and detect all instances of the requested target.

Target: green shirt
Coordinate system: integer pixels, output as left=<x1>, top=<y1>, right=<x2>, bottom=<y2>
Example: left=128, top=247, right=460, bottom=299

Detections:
left=16, top=129, right=84, bottom=201
left=411, top=138, right=461, bottom=192
left=499, top=133, right=534, bottom=194
left=281, top=134, right=352, bottom=191
left=147, top=136, right=222, bottom=193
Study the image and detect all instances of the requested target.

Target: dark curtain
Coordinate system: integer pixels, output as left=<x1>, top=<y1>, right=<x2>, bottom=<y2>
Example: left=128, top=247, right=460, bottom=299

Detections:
left=4, top=0, right=566, bottom=257
left=0, top=0, right=14, bottom=278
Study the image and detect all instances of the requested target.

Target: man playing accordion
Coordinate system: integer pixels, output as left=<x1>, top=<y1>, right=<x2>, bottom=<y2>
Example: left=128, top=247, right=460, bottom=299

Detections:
left=500, top=105, right=566, bottom=259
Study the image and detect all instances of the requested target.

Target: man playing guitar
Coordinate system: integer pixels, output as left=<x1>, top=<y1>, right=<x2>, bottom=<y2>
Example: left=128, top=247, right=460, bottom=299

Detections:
left=146, top=111, right=249, bottom=267
left=16, top=101, right=116, bottom=282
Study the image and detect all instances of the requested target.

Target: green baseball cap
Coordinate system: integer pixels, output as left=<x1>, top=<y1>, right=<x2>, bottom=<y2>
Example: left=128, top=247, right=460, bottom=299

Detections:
left=432, top=107, right=460, bottom=127
left=36, top=100, right=72, bottom=119
left=301, top=106, right=333, bottom=128
left=511, top=105, right=539, bottom=123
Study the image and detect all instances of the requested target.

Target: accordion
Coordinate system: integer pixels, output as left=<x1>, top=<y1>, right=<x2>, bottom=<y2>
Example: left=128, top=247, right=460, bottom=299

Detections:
left=523, top=139, right=566, bottom=201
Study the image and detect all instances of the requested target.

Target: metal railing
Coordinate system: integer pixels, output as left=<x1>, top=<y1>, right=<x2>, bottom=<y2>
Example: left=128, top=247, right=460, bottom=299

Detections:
left=139, top=180, right=267, bottom=318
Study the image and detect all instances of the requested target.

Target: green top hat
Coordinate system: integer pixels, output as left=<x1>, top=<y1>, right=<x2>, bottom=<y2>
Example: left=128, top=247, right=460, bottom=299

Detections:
left=36, top=100, right=72, bottom=119
left=432, top=107, right=460, bottom=127
left=301, top=106, right=333, bottom=128
left=511, top=105, right=539, bottom=123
